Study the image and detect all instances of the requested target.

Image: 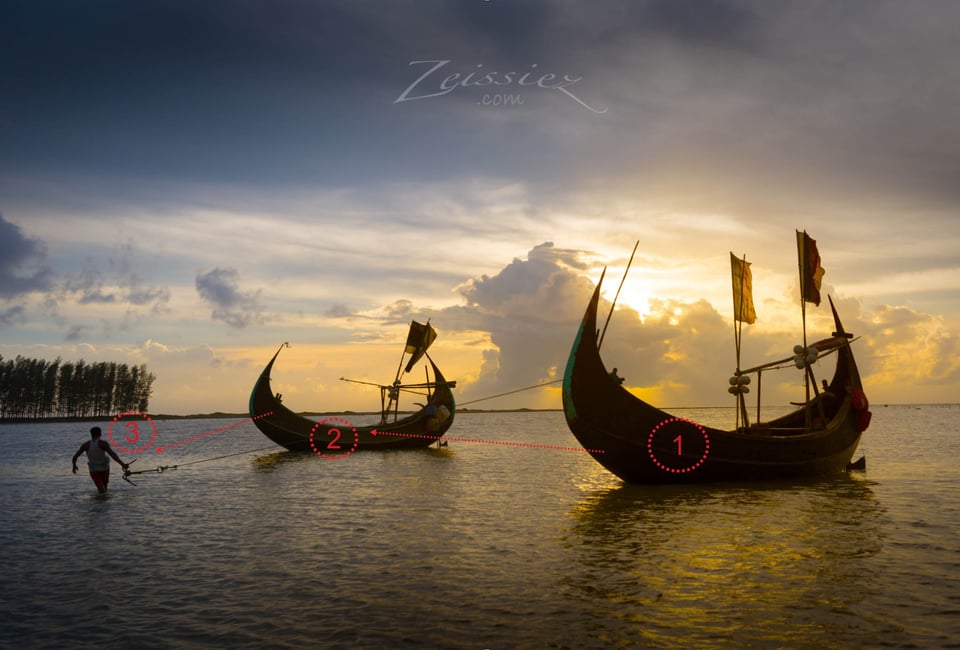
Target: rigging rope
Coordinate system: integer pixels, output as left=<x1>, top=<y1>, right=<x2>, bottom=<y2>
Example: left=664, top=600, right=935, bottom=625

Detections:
left=456, top=379, right=562, bottom=407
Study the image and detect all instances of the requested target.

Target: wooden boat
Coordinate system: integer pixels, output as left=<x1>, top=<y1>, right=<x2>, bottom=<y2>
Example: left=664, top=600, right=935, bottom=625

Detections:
left=562, top=236, right=871, bottom=483
left=249, top=321, right=456, bottom=453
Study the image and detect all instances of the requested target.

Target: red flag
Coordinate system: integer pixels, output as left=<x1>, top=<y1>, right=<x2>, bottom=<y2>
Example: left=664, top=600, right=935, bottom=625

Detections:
left=797, top=231, right=825, bottom=306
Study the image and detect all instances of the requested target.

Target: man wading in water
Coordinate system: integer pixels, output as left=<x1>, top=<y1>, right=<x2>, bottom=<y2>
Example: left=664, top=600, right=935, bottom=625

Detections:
left=72, top=427, right=130, bottom=493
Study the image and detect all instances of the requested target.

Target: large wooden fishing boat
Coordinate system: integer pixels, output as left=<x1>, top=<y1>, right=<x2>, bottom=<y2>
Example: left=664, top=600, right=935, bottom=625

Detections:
left=249, top=321, right=456, bottom=452
left=562, top=234, right=871, bottom=483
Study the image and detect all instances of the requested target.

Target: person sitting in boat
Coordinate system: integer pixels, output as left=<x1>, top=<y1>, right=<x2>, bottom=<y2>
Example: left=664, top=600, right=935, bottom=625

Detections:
left=424, top=402, right=439, bottom=433
left=609, top=368, right=625, bottom=385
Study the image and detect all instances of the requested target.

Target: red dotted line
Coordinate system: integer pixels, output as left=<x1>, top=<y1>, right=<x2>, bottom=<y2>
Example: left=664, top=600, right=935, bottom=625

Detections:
left=157, top=412, right=274, bottom=453
left=373, top=430, right=604, bottom=454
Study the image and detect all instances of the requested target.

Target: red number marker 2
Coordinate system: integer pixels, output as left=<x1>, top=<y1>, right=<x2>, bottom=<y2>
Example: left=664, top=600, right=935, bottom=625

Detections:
left=327, top=428, right=342, bottom=450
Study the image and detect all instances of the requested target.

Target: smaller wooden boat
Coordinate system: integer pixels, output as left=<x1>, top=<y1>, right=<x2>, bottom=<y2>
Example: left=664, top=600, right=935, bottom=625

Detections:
left=562, top=233, right=871, bottom=483
left=249, top=321, right=456, bottom=453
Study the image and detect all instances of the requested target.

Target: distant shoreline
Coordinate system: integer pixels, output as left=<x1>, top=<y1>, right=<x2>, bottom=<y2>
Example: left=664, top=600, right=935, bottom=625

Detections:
left=0, top=407, right=563, bottom=425
left=1, top=402, right=956, bottom=425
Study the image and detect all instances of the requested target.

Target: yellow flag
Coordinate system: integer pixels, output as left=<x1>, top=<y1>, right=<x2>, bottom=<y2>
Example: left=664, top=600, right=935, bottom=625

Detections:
left=730, top=253, right=757, bottom=324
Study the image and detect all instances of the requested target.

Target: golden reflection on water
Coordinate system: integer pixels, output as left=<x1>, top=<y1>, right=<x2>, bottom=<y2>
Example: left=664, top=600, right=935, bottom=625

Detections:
left=564, top=477, right=883, bottom=648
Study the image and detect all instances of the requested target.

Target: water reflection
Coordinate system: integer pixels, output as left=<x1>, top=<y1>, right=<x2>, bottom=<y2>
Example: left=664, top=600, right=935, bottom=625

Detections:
left=250, top=449, right=313, bottom=472
left=562, top=476, right=885, bottom=648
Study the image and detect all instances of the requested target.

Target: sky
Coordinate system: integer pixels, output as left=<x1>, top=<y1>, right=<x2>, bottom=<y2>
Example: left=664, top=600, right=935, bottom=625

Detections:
left=1, top=0, right=958, bottom=415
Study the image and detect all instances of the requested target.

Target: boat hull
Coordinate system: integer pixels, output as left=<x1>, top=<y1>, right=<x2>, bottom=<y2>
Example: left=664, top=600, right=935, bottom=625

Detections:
left=249, top=347, right=456, bottom=452
left=562, top=281, right=869, bottom=484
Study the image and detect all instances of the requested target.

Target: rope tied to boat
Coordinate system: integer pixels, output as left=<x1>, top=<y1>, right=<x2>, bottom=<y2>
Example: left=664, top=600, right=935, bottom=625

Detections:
left=121, top=459, right=178, bottom=486
left=456, top=378, right=562, bottom=407
left=119, top=443, right=280, bottom=486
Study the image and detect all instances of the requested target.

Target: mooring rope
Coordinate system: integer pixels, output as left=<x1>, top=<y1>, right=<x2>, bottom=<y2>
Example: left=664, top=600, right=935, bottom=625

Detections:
left=456, top=379, right=562, bottom=407
left=122, top=443, right=283, bottom=485
left=123, top=378, right=564, bottom=484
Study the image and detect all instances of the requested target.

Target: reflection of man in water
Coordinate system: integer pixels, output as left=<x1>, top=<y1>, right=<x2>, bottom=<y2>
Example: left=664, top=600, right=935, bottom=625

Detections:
left=609, top=368, right=625, bottom=385
left=72, top=427, right=130, bottom=493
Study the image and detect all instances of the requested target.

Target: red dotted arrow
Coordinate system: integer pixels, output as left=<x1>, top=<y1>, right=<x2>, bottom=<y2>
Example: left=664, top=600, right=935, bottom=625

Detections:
left=370, top=429, right=603, bottom=454
left=157, top=412, right=273, bottom=453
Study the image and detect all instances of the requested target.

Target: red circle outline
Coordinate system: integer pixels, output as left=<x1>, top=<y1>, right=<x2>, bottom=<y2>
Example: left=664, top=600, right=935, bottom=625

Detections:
left=647, top=417, right=710, bottom=474
left=309, top=417, right=359, bottom=460
left=107, top=411, right=158, bottom=454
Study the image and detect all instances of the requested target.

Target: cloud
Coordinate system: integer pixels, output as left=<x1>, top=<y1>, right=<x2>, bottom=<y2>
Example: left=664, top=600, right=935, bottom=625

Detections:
left=0, top=212, right=53, bottom=298
left=65, top=325, right=87, bottom=342
left=857, top=304, right=960, bottom=389
left=64, top=259, right=116, bottom=304
left=426, top=241, right=753, bottom=408
left=50, top=247, right=172, bottom=339
left=324, top=303, right=354, bottom=318
left=431, top=242, right=598, bottom=405
left=428, top=241, right=960, bottom=410
left=195, top=267, right=265, bottom=328
left=0, top=305, right=26, bottom=327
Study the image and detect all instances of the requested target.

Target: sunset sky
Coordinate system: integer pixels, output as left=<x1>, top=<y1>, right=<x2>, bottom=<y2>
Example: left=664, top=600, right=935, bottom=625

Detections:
left=2, top=1, right=958, bottom=416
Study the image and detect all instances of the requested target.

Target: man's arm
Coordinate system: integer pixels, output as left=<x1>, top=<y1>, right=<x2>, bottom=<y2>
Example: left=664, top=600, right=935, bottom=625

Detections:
left=71, top=442, right=89, bottom=474
left=100, top=440, right=129, bottom=470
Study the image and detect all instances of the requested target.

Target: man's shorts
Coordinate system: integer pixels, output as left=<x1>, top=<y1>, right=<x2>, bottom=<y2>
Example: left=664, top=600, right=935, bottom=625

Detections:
left=90, top=470, right=110, bottom=492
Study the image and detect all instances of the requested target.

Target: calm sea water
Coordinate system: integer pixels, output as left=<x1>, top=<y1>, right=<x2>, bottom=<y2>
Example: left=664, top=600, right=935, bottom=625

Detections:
left=1, top=407, right=958, bottom=649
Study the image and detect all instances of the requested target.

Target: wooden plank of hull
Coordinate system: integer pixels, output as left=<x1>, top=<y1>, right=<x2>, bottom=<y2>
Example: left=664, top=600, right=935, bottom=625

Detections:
left=562, top=281, right=866, bottom=484
left=249, top=346, right=456, bottom=452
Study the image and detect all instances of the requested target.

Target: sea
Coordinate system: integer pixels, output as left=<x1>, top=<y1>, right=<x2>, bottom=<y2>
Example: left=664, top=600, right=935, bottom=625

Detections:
left=0, top=406, right=958, bottom=649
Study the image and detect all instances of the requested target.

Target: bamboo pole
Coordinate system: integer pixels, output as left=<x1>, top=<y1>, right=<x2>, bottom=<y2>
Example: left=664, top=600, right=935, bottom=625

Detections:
left=599, top=240, right=639, bottom=351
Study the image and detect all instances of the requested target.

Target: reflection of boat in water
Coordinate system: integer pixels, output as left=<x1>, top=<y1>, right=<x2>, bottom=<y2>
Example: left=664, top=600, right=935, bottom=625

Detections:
left=562, top=233, right=872, bottom=484
left=249, top=320, right=456, bottom=452
left=560, top=477, right=883, bottom=647
left=251, top=450, right=314, bottom=471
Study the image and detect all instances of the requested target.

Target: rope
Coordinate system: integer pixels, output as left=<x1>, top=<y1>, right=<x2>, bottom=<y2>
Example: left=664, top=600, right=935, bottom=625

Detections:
left=122, top=379, right=564, bottom=484
left=122, top=443, right=282, bottom=485
left=457, top=379, right=561, bottom=407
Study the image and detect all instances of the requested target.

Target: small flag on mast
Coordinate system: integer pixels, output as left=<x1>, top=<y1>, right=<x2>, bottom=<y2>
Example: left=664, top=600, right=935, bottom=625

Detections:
left=730, top=253, right=756, bottom=324
left=797, top=231, right=825, bottom=306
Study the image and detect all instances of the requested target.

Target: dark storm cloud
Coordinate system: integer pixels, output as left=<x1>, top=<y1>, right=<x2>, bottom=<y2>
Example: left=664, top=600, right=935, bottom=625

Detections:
left=3, top=1, right=959, bottom=211
left=0, top=212, right=52, bottom=298
left=196, top=267, right=264, bottom=328
left=638, top=0, right=755, bottom=43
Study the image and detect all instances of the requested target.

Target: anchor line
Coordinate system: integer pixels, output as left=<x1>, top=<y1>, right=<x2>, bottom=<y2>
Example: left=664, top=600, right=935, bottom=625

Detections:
left=457, top=379, right=562, bottom=407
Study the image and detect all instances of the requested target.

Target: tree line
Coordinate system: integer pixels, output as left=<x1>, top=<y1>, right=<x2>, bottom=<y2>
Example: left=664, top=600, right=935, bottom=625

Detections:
left=0, top=355, right=155, bottom=420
